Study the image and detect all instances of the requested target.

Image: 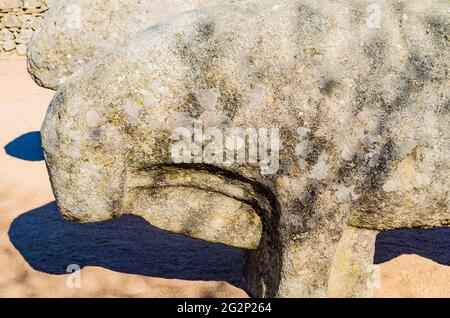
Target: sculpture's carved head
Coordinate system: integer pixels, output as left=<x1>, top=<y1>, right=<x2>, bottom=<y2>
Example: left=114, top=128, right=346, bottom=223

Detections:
left=41, top=0, right=449, bottom=254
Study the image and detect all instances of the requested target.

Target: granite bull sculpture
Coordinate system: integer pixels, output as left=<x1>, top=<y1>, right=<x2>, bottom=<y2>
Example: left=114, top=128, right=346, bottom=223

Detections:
left=40, top=0, right=449, bottom=297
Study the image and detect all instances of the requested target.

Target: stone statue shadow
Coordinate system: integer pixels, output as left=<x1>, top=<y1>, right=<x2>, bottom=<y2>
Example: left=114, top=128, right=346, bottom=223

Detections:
left=9, top=203, right=449, bottom=287
left=8, top=202, right=244, bottom=286
left=374, top=227, right=450, bottom=265
left=4, top=131, right=44, bottom=161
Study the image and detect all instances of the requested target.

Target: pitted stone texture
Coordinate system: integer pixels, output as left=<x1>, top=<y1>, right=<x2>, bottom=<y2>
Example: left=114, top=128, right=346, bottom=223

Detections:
left=42, top=0, right=449, bottom=297
left=0, top=0, right=22, bottom=10
left=27, top=0, right=241, bottom=89
left=2, top=38, right=15, bottom=50
left=3, top=14, right=21, bottom=28
left=328, top=226, right=378, bottom=297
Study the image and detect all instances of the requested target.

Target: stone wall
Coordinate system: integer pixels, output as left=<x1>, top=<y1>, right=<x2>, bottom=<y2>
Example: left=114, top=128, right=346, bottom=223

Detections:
left=0, top=0, right=47, bottom=55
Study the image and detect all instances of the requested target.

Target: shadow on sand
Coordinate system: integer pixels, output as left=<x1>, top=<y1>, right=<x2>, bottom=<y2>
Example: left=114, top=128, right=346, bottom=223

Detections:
left=8, top=202, right=244, bottom=285
left=374, top=227, right=450, bottom=265
left=4, top=131, right=44, bottom=161
left=8, top=202, right=449, bottom=286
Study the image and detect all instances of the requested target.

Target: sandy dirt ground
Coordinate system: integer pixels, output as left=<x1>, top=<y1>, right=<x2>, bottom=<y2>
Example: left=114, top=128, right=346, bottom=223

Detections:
left=0, top=55, right=448, bottom=298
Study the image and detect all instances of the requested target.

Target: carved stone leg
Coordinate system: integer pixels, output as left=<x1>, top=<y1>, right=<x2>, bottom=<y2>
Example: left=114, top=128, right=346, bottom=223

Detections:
left=243, top=190, right=352, bottom=297
left=328, top=226, right=378, bottom=298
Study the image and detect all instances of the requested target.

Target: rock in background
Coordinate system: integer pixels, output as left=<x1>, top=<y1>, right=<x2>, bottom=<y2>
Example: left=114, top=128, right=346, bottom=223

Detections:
left=0, top=0, right=48, bottom=55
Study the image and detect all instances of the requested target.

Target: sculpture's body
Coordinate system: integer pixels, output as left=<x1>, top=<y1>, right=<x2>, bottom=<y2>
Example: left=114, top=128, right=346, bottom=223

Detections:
left=39, top=0, right=448, bottom=297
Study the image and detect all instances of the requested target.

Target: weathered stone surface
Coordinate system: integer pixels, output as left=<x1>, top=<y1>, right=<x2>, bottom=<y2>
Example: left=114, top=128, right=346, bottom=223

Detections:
left=23, top=0, right=42, bottom=9
left=328, top=226, right=378, bottom=297
left=41, top=0, right=449, bottom=297
left=14, top=27, right=32, bottom=43
left=0, top=0, right=47, bottom=55
left=0, top=27, right=13, bottom=40
left=27, top=0, right=241, bottom=89
left=0, top=0, right=22, bottom=10
left=2, top=13, right=21, bottom=27
left=21, top=15, right=41, bottom=29
left=15, top=42, right=25, bottom=54
left=2, top=38, right=15, bottom=50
